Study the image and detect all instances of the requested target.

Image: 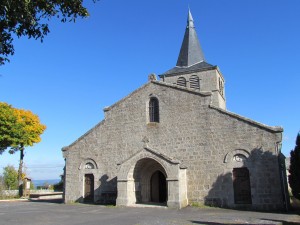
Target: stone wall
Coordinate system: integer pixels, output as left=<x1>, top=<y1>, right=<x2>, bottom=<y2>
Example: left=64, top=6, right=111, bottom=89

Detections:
left=162, top=68, right=226, bottom=109
left=63, top=80, right=285, bottom=210
left=0, top=190, right=19, bottom=197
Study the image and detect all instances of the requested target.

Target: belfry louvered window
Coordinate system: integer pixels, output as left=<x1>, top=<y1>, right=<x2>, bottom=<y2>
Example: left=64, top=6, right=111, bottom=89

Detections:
left=177, top=77, right=187, bottom=87
left=149, top=97, right=159, bottom=123
left=189, top=75, right=200, bottom=89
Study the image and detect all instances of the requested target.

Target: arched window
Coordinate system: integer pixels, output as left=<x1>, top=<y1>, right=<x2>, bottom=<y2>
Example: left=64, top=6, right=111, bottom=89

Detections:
left=233, top=154, right=246, bottom=163
left=189, top=75, right=200, bottom=89
left=149, top=97, right=159, bottom=123
left=85, top=162, right=95, bottom=169
left=177, top=77, right=187, bottom=87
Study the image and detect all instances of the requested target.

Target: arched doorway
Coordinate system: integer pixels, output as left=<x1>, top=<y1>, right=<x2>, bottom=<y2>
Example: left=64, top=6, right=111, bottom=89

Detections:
left=116, top=149, right=189, bottom=208
left=150, top=170, right=167, bottom=203
left=132, top=158, right=168, bottom=205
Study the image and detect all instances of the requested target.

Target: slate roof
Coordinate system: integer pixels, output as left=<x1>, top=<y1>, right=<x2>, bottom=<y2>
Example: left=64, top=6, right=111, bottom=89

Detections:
left=159, top=61, right=216, bottom=77
left=160, top=9, right=216, bottom=77
left=176, top=9, right=205, bottom=67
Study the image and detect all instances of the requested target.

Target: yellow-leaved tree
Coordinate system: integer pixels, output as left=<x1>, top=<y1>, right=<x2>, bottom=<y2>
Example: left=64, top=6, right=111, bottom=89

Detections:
left=0, top=102, right=46, bottom=196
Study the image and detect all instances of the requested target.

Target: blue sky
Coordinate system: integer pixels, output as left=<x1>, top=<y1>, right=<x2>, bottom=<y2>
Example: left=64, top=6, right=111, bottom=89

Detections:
left=0, top=0, right=299, bottom=180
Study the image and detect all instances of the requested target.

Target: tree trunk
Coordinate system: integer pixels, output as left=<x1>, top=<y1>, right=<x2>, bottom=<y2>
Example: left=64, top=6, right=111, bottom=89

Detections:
left=18, top=145, right=24, bottom=197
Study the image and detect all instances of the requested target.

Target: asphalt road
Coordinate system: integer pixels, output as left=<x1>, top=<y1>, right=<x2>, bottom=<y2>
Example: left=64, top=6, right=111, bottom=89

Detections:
left=0, top=200, right=299, bottom=225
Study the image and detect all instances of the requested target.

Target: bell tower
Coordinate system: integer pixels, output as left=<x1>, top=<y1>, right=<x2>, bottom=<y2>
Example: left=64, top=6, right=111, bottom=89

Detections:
left=159, top=9, right=226, bottom=109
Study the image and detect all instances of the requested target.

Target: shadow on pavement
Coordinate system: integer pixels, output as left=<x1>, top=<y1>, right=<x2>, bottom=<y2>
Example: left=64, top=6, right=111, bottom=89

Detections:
left=259, top=219, right=300, bottom=225
left=29, top=198, right=63, bottom=204
left=190, top=222, right=270, bottom=225
left=190, top=220, right=300, bottom=225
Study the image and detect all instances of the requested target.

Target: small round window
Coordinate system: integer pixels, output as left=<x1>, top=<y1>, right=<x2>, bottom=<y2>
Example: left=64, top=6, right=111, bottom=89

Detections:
left=85, top=162, right=95, bottom=169
left=233, top=154, right=246, bottom=162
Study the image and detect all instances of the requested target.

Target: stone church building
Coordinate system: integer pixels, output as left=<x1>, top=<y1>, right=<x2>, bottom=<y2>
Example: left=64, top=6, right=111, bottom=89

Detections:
left=62, top=10, right=289, bottom=211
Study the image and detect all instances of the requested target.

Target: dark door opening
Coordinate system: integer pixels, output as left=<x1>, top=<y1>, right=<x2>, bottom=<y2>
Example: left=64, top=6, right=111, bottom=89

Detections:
left=150, top=170, right=167, bottom=203
left=84, top=174, right=94, bottom=202
left=233, top=167, right=252, bottom=204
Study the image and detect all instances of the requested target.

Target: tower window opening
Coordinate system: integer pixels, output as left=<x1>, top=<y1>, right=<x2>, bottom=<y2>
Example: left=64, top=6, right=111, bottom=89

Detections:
left=189, top=75, right=200, bottom=89
left=177, top=77, right=187, bottom=87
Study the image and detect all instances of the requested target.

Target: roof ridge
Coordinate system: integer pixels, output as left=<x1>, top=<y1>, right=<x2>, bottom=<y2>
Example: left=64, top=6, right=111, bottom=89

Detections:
left=104, top=82, right=151, bottom=112
left=209, top=105, right=283, bottom=132
left=106, top=80, right=212, bottom=113
left=151, top=80, right=212, bottom=96
left=62, top=119, right=105, bottom=151
left=160, top=61, right=216, bottom=77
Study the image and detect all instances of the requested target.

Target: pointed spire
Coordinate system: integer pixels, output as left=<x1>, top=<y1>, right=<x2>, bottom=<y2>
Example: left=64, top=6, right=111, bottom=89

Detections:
left=176, top=9, right=205, bottom=67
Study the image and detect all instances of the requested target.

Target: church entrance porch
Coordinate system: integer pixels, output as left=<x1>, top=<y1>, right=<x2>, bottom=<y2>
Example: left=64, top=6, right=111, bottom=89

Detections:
left=132, top=158, right=167, bottom=206
left=116, top=147, right=188, bottom=208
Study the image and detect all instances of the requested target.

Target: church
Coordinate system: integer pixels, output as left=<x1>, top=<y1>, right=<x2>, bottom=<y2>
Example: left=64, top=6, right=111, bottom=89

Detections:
left=62, top=10, right=289, bottom=211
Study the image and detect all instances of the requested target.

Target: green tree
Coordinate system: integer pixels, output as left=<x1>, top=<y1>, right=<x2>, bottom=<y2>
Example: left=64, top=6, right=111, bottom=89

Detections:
left=0, top=0, right=98, bottom=65
left=0, top=175, right=5, bottom=198
left=288, top=131, right=300, bottom=200
left=30, top=180, right=34, bottom=190
left=0, top=174, right=4, bottom=189
left=0, top=102, right=17, bottom=153
left=0, top=102, right=46, bottom=196
left=3, top=165, right=18, bottom=190
left=54, top=174, right=64, bottom=191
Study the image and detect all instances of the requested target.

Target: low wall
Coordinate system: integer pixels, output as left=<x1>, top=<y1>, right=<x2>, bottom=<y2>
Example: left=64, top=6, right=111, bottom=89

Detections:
left=1, top=190, right=55, bottom=198
left=30, top=190, right=54, bottom=194
left=30, top=191, right=63, bottom=200
left=1, top=190, right=19, bottom=197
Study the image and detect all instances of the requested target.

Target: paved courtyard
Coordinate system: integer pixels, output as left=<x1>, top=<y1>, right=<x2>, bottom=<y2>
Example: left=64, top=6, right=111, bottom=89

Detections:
left=0, top=200, right=299, bottom=225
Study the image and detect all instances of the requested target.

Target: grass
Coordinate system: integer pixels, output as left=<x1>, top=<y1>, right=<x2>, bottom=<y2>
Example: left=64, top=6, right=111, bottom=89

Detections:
left=189, top=202, right=216, bottom=209
left=0, top=194, right=20, bottom=200
left=105, top=204, right=117, bottom=208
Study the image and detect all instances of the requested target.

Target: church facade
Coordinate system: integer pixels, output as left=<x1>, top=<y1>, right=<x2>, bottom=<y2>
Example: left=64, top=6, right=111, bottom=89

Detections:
left=62, top=10, right=289, bottom=211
